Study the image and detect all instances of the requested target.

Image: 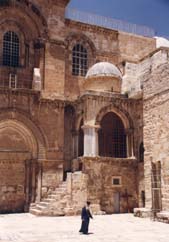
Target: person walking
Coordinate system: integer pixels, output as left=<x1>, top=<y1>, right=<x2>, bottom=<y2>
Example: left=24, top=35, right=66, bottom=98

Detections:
left=79, top=201, right=93, bottom=234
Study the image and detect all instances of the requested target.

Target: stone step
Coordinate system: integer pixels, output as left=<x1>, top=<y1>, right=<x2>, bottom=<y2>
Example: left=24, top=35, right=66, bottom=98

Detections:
left=30, top=203, right=36, bottom=208
left=36, top=204, right=48, bottom=210
left=29, top=180, right=70, bottom=216
left=48, top=194, right=61, bottom=199
left=38, top=202, right=49, bottom=206
left=29, top=208, right=42, bottom=216
left=55, top=188, right=66, bottom=193
left=43, top=198, right=56, bottom=203
left=59, top=184, right=67, bottom=189
left=51, top=191, right=63, bottom=195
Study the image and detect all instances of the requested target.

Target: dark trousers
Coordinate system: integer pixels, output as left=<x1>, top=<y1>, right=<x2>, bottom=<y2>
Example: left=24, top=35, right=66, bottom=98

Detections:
left=79, top=219, right=89, bottom=234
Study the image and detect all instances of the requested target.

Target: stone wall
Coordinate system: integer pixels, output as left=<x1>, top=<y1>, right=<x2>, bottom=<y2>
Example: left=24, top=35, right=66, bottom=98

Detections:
left=41, top=160, right=63, bottom=198
left=137, top=163, right=145, bottom=207
left=119, top=32, right=156, bottom=62
left=143, top=48, right=169, bottom=210
left=80, top=157, right=138, bottom=213
left=80, top=91, right=143, bottom=160
left=0, top=152, right=31, bottom=213
left=66, top=172, right=88, bottom=213
left=0, top=90, right=65, bottom=212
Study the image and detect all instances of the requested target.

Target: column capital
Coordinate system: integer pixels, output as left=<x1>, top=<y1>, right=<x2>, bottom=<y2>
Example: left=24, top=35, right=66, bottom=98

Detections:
left=125, top=128, right=134, bottom=135
left=82, top=124, right=101, bottom=131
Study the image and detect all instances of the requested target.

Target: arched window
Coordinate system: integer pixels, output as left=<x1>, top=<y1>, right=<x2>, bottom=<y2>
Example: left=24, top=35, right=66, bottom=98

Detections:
left=99, top=112, right=127, bottom=158
left=3, top=31, right=19, bottom=67
left=72, top=44, right=87, bottom=76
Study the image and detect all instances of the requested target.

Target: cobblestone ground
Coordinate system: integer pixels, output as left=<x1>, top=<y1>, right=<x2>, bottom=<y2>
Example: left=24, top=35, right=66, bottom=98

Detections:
left=0, top=213, right=168, bottom=242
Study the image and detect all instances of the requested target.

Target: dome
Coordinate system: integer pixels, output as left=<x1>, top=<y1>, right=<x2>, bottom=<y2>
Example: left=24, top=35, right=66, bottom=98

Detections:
left=86, top=62, right=122, bottom=80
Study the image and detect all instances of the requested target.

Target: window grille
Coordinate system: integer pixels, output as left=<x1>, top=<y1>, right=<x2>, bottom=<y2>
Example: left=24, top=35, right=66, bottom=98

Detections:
left=72, top=44, right=88, bottom=76
left=99, top=112, right=127, bottom=158
left=3, top=31, right=19, bottom=67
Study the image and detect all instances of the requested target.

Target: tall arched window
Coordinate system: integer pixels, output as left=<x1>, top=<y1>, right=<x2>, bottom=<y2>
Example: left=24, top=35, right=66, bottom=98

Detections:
left=99, top=112, right=127, bottom=158
left=3, top=31, right=19, bottom=67
left=72, top=44, right=87, bottom=76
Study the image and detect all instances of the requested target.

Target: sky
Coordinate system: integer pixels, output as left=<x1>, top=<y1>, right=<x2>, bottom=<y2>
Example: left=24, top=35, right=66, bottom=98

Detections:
left=68, top=0, right=169, bottom=37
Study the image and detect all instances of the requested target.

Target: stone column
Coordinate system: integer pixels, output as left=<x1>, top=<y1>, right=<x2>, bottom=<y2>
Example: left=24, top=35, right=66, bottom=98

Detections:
left=24, top=159, right=31, bottom=212
left=126, top=128, right=135, bottom=158
left=144, top=155, right=153, bottom=209
left=36, top=160, right=42, bottom=202
left=31, top=159, right=38, bottom=203
left=82, top=125, right=100, bottom=157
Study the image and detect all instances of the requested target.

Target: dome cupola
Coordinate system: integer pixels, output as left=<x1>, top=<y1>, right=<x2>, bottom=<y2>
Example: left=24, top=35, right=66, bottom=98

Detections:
left=84, top=62, right=122, bottom=93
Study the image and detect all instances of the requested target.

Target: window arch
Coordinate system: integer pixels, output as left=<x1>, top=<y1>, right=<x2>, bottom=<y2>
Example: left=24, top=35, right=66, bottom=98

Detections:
left=72, top=44, right=88, bottom=76
left=98, top=112, right=127, bottom=158
left=3, top=31, right=20, bottom=67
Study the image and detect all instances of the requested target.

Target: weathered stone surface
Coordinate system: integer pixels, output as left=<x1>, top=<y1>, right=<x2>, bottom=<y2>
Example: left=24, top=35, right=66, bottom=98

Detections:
left=0, top=0, right=168, bottom=220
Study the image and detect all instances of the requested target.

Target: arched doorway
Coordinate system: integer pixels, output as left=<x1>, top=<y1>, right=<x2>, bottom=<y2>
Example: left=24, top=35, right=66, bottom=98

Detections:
left=0, top=119, right=42, bottom=213
left=98, top=112, right=127, bottom=158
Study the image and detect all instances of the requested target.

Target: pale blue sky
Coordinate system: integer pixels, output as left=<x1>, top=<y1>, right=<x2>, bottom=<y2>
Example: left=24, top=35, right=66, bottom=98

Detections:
left=68, top=0, right=169, bottom=37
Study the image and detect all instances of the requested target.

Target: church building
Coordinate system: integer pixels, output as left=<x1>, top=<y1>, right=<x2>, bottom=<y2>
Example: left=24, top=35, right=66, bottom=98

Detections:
left=0, top=0, right=169, bottom=220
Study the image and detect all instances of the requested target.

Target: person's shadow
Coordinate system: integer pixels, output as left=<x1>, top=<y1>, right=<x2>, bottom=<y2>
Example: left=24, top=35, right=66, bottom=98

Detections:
left=81, top=232, right=94, bottom=235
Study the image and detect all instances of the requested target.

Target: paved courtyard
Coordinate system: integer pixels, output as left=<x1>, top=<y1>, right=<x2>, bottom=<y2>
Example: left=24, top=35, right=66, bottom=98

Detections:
left=0, top=213, right=168, bottom=242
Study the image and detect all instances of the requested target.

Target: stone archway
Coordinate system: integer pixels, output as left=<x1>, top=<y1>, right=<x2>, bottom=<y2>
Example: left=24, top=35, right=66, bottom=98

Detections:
left=98, top=112, right=127, bottom=158
left=95, top=104, right=134, bottom=158
left=0, top=112, right=46, bottom=213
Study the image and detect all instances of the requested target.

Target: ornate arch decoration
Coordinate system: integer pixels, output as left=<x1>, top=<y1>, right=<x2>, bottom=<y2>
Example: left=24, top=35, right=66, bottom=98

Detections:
left=0, top=108, right=47, bottom=160
left=95, top=104, right=134, bottom=131
left=65, top=32, right=96, bottom=55
left=0, top=120, right=38, bottom=157
left=0, top=1, right=48, bottom=39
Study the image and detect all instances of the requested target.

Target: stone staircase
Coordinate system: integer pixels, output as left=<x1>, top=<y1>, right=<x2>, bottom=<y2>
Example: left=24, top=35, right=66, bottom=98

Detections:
left=29, top=171, right=103, bottom=216
left=29, top=181, right=73, bottom=216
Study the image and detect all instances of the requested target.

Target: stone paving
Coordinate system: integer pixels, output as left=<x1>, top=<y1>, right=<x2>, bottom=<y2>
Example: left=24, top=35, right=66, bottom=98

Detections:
left=0, top=213, right=168, bottom=242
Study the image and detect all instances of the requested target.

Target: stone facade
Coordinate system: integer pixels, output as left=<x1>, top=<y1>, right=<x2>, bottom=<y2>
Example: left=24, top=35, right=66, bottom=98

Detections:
left=0, top=0, right=168, bottom=219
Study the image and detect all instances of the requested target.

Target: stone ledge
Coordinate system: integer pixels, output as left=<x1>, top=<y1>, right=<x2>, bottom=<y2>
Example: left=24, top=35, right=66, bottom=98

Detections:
left=156, top=211, right=169, bottom=223
left=134, top=208, right=152, bottom=218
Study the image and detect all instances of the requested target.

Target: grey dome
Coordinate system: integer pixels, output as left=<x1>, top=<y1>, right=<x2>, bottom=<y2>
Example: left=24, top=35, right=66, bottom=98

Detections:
left=86, top=62, right=122, bottom=80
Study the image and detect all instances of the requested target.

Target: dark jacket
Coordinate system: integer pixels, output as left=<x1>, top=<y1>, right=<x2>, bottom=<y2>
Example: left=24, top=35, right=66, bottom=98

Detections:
left=81, top=206, right=93, bottom=220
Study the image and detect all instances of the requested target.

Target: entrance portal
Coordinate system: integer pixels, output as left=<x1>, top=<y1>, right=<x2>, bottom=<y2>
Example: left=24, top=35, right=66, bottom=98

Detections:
left=0, top=119, right=39, bottom=213
left=0, top=152, right=38, bottom=213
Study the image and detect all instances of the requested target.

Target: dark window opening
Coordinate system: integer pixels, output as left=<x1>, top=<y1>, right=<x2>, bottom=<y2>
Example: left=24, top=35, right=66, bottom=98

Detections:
left=139, top=142, right=144, bottom=162
left=78, top=119, right=84, bottom=157
left=99, top=112, right=127, bottom=158
left=72, top=44, right=88, bottom=76
left=3, top=31, right=19, bottom=67
left=141, top=190, right=145, bottom=207
left=113, top=178, right=120, bottom=185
